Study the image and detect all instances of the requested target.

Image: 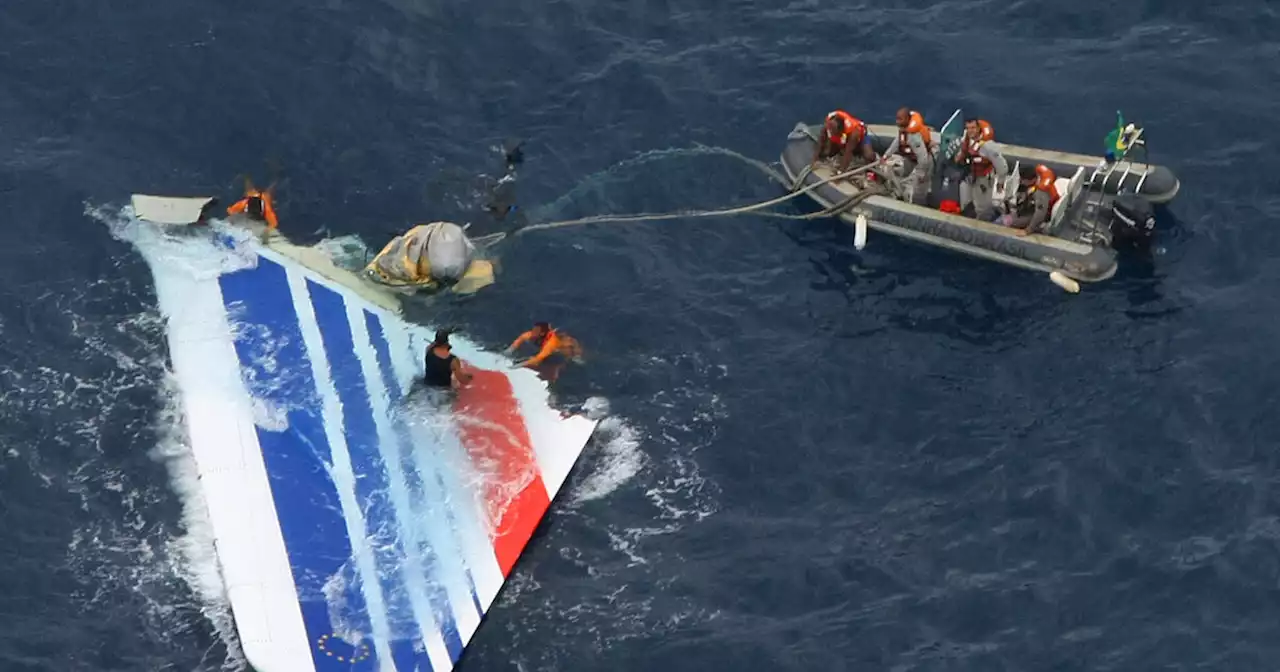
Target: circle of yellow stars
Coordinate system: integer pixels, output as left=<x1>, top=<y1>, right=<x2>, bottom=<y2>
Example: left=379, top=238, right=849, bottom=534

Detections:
left=316, top=633, right=371, bottom=663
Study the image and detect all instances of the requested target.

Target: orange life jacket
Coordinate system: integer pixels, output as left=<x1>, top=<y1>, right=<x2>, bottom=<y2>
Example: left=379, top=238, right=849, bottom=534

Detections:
left=514, top=327, right=580, bottom=366
left=227, top=189, right=279, bottom=229
left=531, top=328, right=561, bottom=350
left=896, top=110, right=933, bottom=159
left=962, top=120, right=996, bottom=177
left=825, top=110, right=866, bottom=149
left=1031, top=164, right=1060, bottom=211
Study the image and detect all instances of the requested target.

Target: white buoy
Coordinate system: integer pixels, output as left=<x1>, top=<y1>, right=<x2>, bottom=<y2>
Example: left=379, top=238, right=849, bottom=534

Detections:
left=854, top=213, right=868, bottom=250
left=1049, top=271, right=1080, bottom=293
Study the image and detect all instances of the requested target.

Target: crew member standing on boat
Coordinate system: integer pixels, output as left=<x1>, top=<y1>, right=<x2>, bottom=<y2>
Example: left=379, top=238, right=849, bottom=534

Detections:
left=1000, top=164, right=1059, bottom=236
left=423, top=329, right=472, bottom=388
left=954, top=118, right=1008, bottom=220
left=880, top=107, right=934, bottom=206
left=811, top=110, right=876, bottom=173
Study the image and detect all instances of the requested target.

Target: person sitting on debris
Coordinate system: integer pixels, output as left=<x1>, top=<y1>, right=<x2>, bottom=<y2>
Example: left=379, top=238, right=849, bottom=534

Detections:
left=423, top=329, right=472, bottom=388
left=226, top=178, right=279, bottom=230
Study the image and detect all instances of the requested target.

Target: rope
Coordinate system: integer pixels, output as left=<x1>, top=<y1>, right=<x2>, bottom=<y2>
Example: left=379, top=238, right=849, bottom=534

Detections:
left=524, top=144, right=794, bottom=222
left=515, top=162, right=890, bottom=236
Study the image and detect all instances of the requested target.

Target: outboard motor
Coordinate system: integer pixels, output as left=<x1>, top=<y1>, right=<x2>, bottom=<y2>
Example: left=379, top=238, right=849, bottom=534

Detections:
left=1108, top=193, right=1156, bottom=248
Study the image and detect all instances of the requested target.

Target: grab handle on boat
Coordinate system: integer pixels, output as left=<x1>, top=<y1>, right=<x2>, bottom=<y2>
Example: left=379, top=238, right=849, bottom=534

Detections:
left=854, top=213, right=868, bottom=250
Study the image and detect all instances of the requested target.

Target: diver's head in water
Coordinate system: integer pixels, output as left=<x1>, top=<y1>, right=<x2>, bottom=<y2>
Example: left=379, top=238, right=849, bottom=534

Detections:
left=503, top=139, right=525, bottom=170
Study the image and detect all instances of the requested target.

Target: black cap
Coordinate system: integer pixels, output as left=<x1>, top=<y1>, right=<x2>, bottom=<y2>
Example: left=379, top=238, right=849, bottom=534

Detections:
left=432, top=329, right=451, bottom=347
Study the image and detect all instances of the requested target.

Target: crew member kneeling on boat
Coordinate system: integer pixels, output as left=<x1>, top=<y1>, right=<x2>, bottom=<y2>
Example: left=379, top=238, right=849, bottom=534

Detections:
left=506, top=322, right=583, bottom=383
left=811, top=110, right=876, bottom=173
left=954, top=118, right=1008, bottom=220
left=880, top=108, right=934, bottom=206
left=423, top=329, right=472, bottom=388
left=1000, top=164, right=1059, bottom=237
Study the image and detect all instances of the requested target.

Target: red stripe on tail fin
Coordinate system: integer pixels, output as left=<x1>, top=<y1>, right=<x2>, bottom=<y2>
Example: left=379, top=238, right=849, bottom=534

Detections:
left=453, top=369, right=551, bottom=576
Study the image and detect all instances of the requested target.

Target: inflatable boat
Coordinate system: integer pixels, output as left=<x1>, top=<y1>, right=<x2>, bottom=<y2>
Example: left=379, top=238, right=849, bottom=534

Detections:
left=122, top=195, right=598, bottom=672
left=779, top=109, right=1180, bottom=283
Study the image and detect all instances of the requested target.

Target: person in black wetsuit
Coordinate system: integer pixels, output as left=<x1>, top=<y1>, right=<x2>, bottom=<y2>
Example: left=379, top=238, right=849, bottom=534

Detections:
left=423, top=330, right=472, bottom=388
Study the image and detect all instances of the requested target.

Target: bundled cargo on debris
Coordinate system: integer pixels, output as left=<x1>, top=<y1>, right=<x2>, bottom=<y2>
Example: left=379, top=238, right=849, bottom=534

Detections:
left=364, top=221, right=495, bottom=294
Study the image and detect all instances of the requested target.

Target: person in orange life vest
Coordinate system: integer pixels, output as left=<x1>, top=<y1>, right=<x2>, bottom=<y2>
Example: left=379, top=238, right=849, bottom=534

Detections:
left=953, top=118, right=1008, bottom=220
left=879, top=107, right=934, bottom=205
left=505, top=322, right=583, bottom=382
left=998, top=164, right=1059, bottom=236
left=226, top=179, right=279, bottom=230
left=811, top=110, right=876, bottom=173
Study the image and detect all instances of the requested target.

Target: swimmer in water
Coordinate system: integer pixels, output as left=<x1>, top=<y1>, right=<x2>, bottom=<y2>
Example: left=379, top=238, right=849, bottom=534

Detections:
left=505, top=321, right=582, bottom=383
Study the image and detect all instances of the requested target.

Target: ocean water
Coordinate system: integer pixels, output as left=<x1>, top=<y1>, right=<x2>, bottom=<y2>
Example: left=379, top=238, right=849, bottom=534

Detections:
left=2, top=0, right=1280, bottom=670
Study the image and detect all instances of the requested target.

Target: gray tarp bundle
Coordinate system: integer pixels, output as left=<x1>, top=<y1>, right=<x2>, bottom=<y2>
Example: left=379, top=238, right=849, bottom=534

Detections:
left=365, top=221, right=475, bottom=286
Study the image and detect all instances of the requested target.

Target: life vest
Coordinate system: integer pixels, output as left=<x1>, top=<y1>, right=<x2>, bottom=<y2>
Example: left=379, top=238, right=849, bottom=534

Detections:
left=962, top=120, right=996, bottom=177
left=227, top=188, right=279, bottom=229
left=1029, top=164, right=1060, bottom=212
left=825, top=110, right=866, bottom=149
left=515, top=326, right=582, bottom=367
left=533, top=328, right=559, bottom=349
left=514, top=327, right=562, bottom=353
left=896, top=110, right=932, bottom=159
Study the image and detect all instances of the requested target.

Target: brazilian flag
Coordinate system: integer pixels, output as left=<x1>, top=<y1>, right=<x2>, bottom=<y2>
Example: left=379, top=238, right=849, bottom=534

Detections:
left=1103, top=110, right=1127, bottom=160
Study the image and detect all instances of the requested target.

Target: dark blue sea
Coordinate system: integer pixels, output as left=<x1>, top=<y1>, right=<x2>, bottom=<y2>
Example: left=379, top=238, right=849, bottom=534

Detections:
left=3, top=1, right=1280, bottom=670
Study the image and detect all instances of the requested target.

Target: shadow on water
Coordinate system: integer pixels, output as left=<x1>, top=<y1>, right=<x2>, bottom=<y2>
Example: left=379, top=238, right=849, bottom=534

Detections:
left=1107, top=203, right=1191, bottom=320
left=773, top=194, right=1065, bottom=346
left=771, top=188, right=1197, bottom=353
